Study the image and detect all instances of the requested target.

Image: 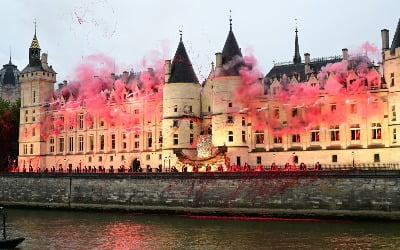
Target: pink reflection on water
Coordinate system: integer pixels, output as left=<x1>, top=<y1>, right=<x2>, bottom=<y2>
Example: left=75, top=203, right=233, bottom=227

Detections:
left=97, top=222, right=153, bottom=249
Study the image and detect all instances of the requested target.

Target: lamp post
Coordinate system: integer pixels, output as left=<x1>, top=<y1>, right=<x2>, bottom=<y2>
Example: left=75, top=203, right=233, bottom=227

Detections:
left=352, top=151, right=355, bottom=168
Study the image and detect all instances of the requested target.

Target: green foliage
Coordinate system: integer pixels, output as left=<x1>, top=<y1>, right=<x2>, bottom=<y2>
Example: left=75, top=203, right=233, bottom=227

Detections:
left=0, top=97, right=20, bottom=171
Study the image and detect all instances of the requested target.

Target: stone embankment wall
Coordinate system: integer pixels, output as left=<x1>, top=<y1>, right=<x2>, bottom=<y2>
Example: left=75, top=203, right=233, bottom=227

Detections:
left=0, top=171, right=399, bottom=220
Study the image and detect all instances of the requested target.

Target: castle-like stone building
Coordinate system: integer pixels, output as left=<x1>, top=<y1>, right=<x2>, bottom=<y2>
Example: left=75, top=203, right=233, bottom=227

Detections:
left=18, top=19, right=400, bottom=172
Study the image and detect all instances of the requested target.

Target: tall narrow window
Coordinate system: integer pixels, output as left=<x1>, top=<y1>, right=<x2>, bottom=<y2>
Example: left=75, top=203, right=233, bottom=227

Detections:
left=173, top=134, right=178, bottom=145
left=134, top=134, right=139, bottom=149
left=23, top=144, right=28, bottom=155
left=78, top=135, right=84, bottom=151
left=32, top=128, right=35, bottom=137
left=227, top=116, right=234, bottom=124
left=147, top=132, right=152, bottom=148
left=79, top=114, right=84, bottom=129
left=242, top=117, right=246, bottom=126
left=100, top=135, right=105, bottom=150
left=350, top=124, right=361, bottom=141
left=32, top=110, right=36, bottom=122
left=242, top=131, right=246, bottom=143
left=111, top=134, right=116, bottom=150
left=311, top=127, right=320, bottom=142
left=30, top=144, right=33, bottom=154
left=33, top=90, right=36, bottom=103
left=89, top=134, right=94, bottom=151
left=390, top=73, right=395, bottom=87
left=159, top=131, right=163, bottom=144
left=25, top=110, right=28, bottom=122
left=189, top=120, right=193, bottom=129
left=393, top=128, right=397, bottom=141
left=49, top=137, right=55, bottom=153
left=69, top=136, right=74, bottom=152
left=173, top=120, right=179, bottom=128
left=330, top=126, right=340, bottom=141
left=371, top=123, right=382, bottom=139
left=190, top=133, right=194, bottom=144
left=59, top=137, right=64, bottom=152
left=228, top=131, right=233, bottom=142
left=255, top=130, right=264, bottom=144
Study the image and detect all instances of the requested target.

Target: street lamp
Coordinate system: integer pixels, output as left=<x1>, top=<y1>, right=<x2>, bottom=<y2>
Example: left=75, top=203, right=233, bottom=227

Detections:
left=352, top=151, right=355, bottom=168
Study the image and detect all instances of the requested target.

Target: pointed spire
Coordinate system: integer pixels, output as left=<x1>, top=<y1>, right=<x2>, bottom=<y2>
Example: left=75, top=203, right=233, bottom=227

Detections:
left=30, top=19, right=40, bottom=49
left=221, top=14, right=242, bottom=64
left=293, top=25, right=302, bottom=64
left=168, top=35, right=198, bottom=83
left=390, top=18, right=400, bottom=54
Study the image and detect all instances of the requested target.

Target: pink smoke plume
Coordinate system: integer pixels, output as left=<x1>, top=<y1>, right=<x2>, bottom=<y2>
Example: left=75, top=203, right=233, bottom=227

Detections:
left=32, top=53, right=165, bottom=139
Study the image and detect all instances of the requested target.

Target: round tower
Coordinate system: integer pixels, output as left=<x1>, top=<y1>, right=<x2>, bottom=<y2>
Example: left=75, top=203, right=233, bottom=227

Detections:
left=162, top=35, right=201, bottom=170
left=210, top=19, right=249, bottom=166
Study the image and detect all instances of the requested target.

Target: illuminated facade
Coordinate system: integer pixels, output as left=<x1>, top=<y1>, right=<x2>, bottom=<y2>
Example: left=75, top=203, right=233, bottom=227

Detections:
left=18, top=19, right=400, bottom=171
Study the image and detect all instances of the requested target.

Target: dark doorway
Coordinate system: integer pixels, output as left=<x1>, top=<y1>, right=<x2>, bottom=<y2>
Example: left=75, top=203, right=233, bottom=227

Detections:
left=236, top=156, right=241, bottom=166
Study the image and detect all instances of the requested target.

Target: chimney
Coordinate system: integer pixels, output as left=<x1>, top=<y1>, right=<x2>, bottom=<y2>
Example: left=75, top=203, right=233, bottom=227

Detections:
left=41, top=53, right=48, bottom=68
left=304, top=53, right=310, bottom=64
left=381, top=29, right=389, bottom=50
left=215, top=52, right=222, bottom=67
left=164, top=60, right=171, bottom=83
left=304, top=53, right=310, bottom=74
left=63, top=80, right=67, bottom=87
left=342, top=48, right=349, bottom=60
left=122, top=71, right=129, bottom=83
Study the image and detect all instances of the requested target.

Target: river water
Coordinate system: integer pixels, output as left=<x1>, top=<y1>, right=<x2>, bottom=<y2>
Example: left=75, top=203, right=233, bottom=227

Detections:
left=3, top=208, right=400, bottom=249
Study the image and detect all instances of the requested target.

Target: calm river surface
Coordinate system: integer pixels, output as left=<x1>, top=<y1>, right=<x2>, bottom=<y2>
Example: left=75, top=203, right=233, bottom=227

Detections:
left=3, top=208, right=400, bottom=250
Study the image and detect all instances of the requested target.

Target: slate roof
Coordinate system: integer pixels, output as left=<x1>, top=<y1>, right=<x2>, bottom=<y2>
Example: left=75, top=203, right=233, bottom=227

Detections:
left=21, top=32, right=56, bottom=74
left=168, top=37, right=198, bottom=83
left=0, top=58, right=19, bottom=86
left=266, top=57, right=342, bottom=82
left=390, top=18, right=400, bottom=55
left=220, top=26, right=243, bottom=76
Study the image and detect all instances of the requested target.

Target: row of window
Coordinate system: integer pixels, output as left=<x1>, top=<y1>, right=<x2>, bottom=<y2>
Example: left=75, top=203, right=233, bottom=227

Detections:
left=49, top=132, right=161, bottom=153
left=227, top=124, right=386, bottom=144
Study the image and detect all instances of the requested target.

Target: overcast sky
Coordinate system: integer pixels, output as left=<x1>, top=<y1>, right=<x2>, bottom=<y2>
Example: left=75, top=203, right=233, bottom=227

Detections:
left=1, top=0, right=399, bottom=82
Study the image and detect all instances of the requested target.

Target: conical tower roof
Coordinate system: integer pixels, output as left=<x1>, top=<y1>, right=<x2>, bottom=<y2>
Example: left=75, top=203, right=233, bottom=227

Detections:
left=30, top=33, right=40, bottom=49
left=168, top=36, right=198, bottom=83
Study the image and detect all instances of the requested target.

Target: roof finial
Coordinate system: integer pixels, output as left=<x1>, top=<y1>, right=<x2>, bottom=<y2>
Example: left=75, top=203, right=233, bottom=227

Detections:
left=9, top=46, right=12, bottom=64
left=34, top=18, right=37, bottom=35
left=295, top=18, right=298, bottom=33
left=229, top=10, right=232, bottom=31
left=179, top=29, right=182, bottom=42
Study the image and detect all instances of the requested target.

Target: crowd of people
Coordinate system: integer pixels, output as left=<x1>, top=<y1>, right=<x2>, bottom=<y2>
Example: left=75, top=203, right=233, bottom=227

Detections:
left=15, top=161, right=322, bottom=174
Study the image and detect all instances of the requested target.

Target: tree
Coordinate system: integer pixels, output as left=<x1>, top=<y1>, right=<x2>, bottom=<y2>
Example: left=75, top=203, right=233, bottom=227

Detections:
left=0, top=97, right=20, bottom=171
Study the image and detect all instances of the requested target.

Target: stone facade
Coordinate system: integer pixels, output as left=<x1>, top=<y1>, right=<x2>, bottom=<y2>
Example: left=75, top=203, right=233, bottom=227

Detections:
left=17, top=20, right=400, bottom=172
left=0, top=171, right=399, bottom=219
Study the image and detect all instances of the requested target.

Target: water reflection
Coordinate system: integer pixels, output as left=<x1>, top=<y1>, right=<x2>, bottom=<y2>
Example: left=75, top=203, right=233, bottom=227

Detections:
left=4, top=209, right=400, bottom=250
